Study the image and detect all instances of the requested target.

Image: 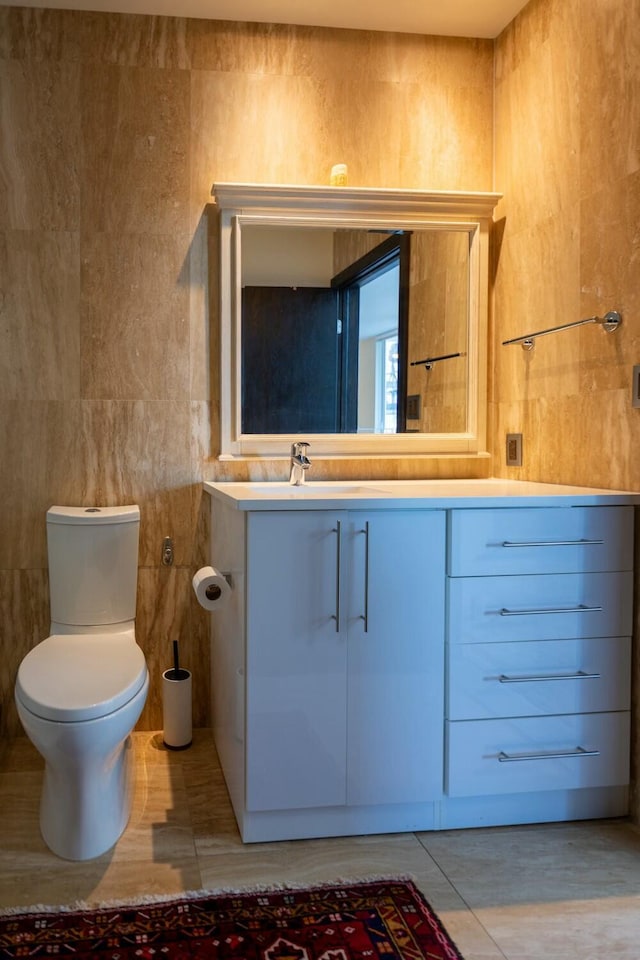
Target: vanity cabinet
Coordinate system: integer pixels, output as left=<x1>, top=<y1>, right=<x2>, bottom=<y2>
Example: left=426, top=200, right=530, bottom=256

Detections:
left=445, top=506, right=633, bottom=821
left=245, top=509, right=446, bottom=816
left=206, top=484, right=636, bottom=842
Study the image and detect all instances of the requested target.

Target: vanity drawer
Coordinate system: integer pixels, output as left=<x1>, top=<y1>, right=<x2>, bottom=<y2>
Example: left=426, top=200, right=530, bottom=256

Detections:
left=447, top=636, right=631, bottom=720
left=446, top=712, right=630, bottom=797
left=448, top=571, right=632, bottom=644
left=448, top=506, right=633, bottom=577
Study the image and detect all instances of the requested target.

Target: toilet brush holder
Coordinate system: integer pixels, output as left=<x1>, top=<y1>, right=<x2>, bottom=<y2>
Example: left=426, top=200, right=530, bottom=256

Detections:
left=162, top=668, right=192, bottom=750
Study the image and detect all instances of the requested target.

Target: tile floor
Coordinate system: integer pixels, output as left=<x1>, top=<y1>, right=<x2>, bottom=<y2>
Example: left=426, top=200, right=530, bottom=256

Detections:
left=1, top=729, right=640, bottom=960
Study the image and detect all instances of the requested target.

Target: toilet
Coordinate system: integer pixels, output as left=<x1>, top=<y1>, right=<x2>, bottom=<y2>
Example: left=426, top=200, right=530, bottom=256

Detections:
left=15, top=505, right=149, bottom=861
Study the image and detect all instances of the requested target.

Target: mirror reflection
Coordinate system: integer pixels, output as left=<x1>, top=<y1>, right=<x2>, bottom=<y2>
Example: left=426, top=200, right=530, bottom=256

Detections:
left=240, top=224, right=470, bottom=436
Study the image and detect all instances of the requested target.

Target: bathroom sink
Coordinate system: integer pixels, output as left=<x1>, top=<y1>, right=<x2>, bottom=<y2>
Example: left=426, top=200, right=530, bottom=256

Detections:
left=240, top=483, right=384, bottom=497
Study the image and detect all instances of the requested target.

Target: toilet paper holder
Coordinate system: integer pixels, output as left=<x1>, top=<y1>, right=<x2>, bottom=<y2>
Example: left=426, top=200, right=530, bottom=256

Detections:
left=192, top=566, right=233, bottom=611
left=204, top=574, right=232, bottom=602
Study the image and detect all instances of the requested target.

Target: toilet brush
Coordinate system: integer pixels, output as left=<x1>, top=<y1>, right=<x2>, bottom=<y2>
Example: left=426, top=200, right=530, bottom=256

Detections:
left=162, top=639, right=192, bottom=749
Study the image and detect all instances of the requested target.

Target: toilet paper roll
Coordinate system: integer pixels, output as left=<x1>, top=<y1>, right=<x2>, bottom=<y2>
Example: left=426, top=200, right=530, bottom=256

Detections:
left=192, top=566, right=230, bottom=611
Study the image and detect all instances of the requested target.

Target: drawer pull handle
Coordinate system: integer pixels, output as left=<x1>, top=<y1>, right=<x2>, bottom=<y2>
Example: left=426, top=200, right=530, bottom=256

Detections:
left=498, top=746, right=600, bottom=763
left=501, top=538, right=604, bottom=548
left=500, top=604, right=603, bottom=617
left=498, top=670, right=601, bottom=684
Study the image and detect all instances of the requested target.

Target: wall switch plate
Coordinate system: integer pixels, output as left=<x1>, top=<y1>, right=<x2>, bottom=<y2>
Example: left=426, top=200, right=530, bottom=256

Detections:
left=633, top=366, right=640, bottom=408
left=506, top=433, right=523, bottom=467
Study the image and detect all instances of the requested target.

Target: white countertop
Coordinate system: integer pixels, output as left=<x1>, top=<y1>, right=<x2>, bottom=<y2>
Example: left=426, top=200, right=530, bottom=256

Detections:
left=203, top=478, right=640, bottom=511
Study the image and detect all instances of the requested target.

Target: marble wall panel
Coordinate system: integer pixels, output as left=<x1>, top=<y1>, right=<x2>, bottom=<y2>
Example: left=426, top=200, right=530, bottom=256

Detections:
left=0, top=399, right=51, bottom=571
left=493, top=215, right=581, bottom=406
left=0, top=6, right=83, bottom=61
left=0, top=230, right=81, bottom=403
left=579, top=0, right=640, bottom=191
left=186, top=19, right=493, bottom=87
left=0, top=570, right=50, bottom=738
left=80, top=233, right=190, bottom=401
left=190, top=69, right=493, bottom=229
left=494, top=0, right=580, bottom=238
left=80, top=63, right=190, bottom=236
left=43, top=399, right=193, bottom=567
left=77, top=12, right=190, bottom=69
left=189, top=214, right=211, bottom=404
left=0, top=58, right=81, bottom=231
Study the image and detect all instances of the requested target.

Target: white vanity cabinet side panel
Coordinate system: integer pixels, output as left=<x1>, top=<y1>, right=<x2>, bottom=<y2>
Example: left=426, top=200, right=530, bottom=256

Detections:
left=448, top=506, right=633, bottom=577
left=345, top=510, right=446, bottom=806
left=447, top=636, right=631, bottom=720
left=446, top=712, right=630, bottom=796
left=209, top=498, right=247, bottom=827
left=245, top=510, right=347, bottom=812
left=448, top=571, right=633, bottom=644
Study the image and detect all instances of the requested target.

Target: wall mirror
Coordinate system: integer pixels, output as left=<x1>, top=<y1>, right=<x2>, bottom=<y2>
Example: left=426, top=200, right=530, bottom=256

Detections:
left=213, top=183, right=501, bottom=460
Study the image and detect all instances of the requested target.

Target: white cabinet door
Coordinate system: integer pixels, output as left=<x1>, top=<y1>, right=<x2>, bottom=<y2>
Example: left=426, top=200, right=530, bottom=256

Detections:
left=346, top=510, right=446, bottom=805
left=245, top=508, right=446, bottom=814
left=245, top=510, right=347, bottom=812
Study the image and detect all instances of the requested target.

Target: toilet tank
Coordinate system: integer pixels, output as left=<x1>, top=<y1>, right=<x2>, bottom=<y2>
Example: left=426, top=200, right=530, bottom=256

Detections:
left=47, top=505, right=140, bottom=627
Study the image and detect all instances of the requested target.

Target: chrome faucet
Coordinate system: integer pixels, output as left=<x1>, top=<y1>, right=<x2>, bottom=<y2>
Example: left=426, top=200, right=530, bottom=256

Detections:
left=289, top=441, right=311, bottom=485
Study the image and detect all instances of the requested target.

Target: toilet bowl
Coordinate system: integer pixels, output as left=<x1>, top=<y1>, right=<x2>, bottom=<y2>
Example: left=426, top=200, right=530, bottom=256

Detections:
left=14, top=505, right=149, bottom=860
left=16, top=627, right=148, bottom=860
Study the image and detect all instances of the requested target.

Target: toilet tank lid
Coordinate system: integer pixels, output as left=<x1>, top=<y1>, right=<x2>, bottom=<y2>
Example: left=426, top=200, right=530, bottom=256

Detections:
left=47, top=505, right=140, bottom=525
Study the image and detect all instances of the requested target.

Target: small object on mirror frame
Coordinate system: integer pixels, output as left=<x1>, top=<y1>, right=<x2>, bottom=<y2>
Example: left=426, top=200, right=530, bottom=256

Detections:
left=330, top=163, right=348, bottom=186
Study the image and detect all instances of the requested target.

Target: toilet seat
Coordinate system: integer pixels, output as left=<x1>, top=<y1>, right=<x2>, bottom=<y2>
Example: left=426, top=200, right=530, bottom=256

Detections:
left=16, top=634, right=147, bottom=723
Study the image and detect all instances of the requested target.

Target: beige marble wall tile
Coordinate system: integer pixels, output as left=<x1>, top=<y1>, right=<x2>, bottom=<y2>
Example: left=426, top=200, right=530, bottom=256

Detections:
left=494, top=0, right=580, bottom=239
left=0, top=58, right=80, bottom=231
left=579, top=0, right=640, bottom=191
left=77, top=11, right=190, bottom=69
left=0, top=6, right=83, bottom=62
left=80, top=234, right=190, bottom=401
left=0, top=570, right=50, bottom=738
left=0, top=399, right=51, bottom=570
left=80, top=63, right=190, bottom=235
left=43, top=400, right=193, bottom=566
left=189, top=214, right=211, bottom=404
left=191, top=69, right=492, bottom=228
left=187, top=19, right=493, bottom=90
left=578, top=169, right=640, bottom=392
left=0, top=230, right=80, bottom=402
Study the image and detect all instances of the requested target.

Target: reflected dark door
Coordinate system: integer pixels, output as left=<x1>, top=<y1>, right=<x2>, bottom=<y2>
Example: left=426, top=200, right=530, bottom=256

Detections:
left=242, top=286, right=340, bottom=433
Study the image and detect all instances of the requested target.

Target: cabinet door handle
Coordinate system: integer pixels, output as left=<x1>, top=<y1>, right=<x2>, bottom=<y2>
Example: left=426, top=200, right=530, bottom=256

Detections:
left=500, top=604, right=603, bottom=616
left=331, top=521, right=341, bottom=632
left=498, top=670, right=601, bottom=683
left=358, top=522, right=370, bottom=633
left=498, top=746, right=600, bottom=762
left=501, top=538, right=604, bottom=547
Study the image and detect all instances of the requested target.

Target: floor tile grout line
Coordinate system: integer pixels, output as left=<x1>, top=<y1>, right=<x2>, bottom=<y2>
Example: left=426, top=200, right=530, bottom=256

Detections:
left=414, top=831, right=510, bottom=960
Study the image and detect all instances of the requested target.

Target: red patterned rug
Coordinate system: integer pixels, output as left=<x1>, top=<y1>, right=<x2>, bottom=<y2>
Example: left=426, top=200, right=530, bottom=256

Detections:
left=0, top=878, right=464, bottom=960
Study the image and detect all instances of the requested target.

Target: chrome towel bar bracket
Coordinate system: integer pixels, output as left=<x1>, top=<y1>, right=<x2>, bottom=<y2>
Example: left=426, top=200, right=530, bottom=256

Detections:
left=502, top=310, right=622, bottom=351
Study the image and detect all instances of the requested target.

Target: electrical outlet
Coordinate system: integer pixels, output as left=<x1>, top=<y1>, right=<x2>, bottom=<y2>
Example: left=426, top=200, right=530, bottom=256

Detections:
left=633, top=366, right=640, bottom=408
left=506, top=433, right=523, bottom=467
left=406, top=394, right=421, bottom=420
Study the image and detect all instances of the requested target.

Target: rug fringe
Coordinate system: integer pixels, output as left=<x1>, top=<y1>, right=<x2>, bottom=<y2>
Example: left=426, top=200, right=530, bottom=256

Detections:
left=0, top=873, right=419, bottom=917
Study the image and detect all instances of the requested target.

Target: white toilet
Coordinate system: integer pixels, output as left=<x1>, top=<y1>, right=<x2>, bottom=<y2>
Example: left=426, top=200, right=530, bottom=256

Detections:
left=15, top=505, right=149, bottom=861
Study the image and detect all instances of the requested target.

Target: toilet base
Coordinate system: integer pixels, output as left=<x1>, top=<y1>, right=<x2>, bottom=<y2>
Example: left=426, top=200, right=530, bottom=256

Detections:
left=16, top=674, right=148, bottom=861
left=40, top=734, right=135, bottom=860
